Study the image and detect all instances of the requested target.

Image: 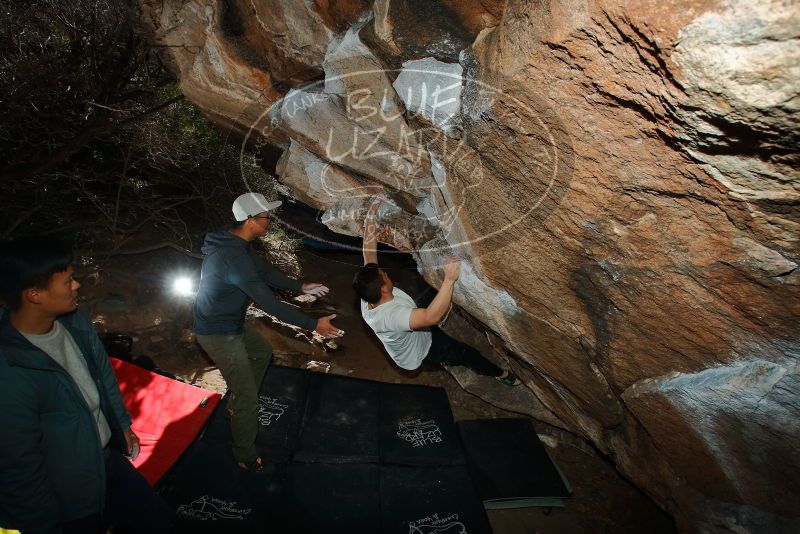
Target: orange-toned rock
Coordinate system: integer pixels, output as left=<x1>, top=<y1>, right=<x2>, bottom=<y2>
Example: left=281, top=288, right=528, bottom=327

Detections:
left=139, top=0, right=799, bottom=530
left=371, top=0, right=502, bottom=60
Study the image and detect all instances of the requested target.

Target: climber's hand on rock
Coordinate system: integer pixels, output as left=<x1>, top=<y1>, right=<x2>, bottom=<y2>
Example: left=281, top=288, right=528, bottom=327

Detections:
left=443, top=257, right=461, bottom=282
left=366, top=195, right=384, bottom=221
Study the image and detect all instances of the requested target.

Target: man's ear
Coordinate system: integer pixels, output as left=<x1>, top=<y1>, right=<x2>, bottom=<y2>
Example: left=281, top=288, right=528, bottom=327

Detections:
left=22, top=287, right=42, bottom=305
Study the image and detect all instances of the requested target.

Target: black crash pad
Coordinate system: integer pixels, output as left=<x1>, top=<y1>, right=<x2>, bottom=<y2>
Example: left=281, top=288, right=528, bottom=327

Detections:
left=458, top=418, right=571, bottom=509
left=380, top=465, right=492, bottom=534
left=202, top=365, right=310, bottom=461
left=279, top=462, right=381, bottom=533
left=161, top=440, right=284, bottom=534
left=293, top=373, right=381, bottom=463
left=161, top=368, right=502, bottom=533
left=380, top=382, right=466, bottom=466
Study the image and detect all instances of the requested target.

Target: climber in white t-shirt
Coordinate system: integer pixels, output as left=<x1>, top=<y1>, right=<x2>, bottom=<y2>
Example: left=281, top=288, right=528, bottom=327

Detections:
left=353, top=196, right=521, bottom=386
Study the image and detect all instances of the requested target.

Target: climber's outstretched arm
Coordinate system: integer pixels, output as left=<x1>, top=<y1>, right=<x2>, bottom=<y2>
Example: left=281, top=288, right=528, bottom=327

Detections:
left=362, top=197, right=382, bottom=266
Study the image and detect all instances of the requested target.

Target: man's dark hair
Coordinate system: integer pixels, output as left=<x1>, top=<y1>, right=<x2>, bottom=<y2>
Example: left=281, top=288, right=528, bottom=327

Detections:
left=0, top=236, right=73, bottom=311
left=352, top=263, right=383, bottom=304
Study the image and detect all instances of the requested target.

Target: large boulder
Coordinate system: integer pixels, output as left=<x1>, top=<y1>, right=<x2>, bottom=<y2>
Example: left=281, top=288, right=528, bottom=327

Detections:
left=139, top=0, right=800, bottom=531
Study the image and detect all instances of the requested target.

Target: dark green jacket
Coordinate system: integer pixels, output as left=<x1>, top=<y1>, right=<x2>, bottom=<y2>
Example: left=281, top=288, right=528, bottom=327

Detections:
left=0, top=307, right=131, bottom=534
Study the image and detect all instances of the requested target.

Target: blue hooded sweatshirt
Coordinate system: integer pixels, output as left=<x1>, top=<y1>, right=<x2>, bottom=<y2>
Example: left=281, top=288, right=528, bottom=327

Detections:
left=193, top=228, right=317, bottom=335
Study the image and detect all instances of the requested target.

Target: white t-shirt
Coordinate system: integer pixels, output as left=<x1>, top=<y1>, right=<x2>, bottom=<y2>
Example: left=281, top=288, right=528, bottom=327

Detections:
left=22, top=322, right=112, bottom=447
left=361, top=287, right=432, bottom=370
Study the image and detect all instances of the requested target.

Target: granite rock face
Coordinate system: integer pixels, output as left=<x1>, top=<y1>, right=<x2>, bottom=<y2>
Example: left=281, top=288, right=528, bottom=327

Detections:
left=138, top=0, right=800, bottom=530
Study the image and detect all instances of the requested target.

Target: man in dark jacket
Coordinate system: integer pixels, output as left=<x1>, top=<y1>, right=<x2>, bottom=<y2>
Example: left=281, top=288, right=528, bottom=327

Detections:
left=0, top=237, right=171, bottom=534
left=193, top=192, right=343, bottom=471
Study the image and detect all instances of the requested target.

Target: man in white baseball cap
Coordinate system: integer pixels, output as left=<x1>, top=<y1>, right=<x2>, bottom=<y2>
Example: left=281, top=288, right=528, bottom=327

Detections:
left=193, top=192, right=343, bottom=472
left=231, top=192, right=282, bottom=221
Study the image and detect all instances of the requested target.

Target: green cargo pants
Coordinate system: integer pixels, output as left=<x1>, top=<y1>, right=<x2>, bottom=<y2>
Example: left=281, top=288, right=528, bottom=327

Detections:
left=195, top=325, right=273, bottom=463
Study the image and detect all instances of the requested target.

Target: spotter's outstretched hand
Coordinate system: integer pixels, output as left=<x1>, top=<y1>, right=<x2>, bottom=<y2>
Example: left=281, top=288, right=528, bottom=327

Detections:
left=315, top=314, right=344, bottom=339
left=302, top=283, right=330, bottom=297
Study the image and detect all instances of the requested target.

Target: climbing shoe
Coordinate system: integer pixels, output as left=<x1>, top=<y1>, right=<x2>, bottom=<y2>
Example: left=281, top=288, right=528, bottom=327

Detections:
left=237, top=457, right=264, bottom=473
left=495, top=371, right=522, bottom=387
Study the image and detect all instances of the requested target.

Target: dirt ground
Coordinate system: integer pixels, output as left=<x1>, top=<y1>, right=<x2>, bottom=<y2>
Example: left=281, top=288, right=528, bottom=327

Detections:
left=77, top=227, right=675, bottom=534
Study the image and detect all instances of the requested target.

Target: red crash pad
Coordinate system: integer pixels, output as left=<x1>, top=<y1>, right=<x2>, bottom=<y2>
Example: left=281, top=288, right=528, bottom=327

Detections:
left=111, top=358, right=221, bottom=485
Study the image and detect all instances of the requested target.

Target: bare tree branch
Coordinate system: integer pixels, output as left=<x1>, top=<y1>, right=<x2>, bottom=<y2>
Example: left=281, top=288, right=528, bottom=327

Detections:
left=81, top=241, right=203, bottom=259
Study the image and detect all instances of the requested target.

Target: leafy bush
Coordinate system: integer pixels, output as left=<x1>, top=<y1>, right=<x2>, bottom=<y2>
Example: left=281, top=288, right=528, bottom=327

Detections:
left=0, top=0, right=281, bottom=254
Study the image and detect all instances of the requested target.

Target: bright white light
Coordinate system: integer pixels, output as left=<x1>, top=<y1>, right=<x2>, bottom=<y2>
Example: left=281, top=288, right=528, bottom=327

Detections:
left=172, top=277, right=194, bottom=297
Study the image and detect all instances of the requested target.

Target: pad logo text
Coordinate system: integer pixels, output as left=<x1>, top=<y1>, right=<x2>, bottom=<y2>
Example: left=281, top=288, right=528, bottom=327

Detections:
left=397, top=418, right=443, bottom=448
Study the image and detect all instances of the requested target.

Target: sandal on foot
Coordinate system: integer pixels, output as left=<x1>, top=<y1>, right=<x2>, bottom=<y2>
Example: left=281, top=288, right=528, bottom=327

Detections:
left=237, top=457, right=264, bottom=472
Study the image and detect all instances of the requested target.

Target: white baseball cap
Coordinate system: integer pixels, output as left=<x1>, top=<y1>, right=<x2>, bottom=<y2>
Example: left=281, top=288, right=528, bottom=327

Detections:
left=232, top=193, right=282, bottom=221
